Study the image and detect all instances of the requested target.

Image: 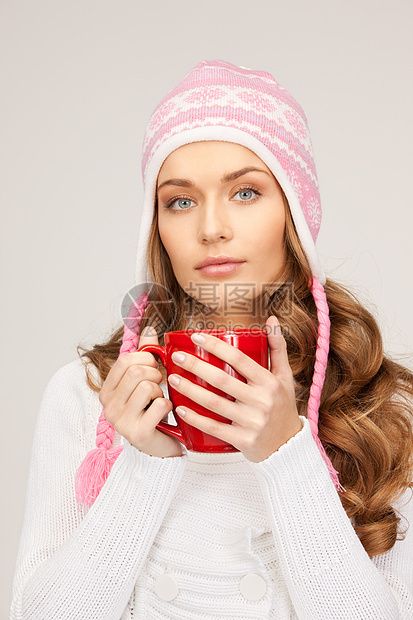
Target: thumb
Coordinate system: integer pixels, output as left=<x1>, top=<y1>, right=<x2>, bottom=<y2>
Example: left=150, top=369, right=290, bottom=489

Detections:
left=138, top=325, right=160, bottom=367
left=138, top=325, right=159, bottom=345
left=265, top=316, right=290, bottom=377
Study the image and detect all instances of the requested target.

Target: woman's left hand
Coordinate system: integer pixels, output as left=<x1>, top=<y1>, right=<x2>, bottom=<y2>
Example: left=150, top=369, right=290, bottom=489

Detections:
left=167, top=315, right=303, bottom=463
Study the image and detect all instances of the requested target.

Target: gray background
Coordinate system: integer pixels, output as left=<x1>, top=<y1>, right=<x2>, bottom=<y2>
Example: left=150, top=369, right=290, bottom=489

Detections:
left=1, top=0, right=412, bottom=615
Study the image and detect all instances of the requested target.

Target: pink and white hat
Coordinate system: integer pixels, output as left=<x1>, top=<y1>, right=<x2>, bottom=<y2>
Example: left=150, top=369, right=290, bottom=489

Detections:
left=136, top=59, right=325, bottom=288
left=75, top=60, right=342, bottom=507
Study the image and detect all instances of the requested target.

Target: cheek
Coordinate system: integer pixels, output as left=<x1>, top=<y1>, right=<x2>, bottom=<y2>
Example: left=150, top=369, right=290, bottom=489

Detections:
left=158, top=220, right=178, bottom=258
left=158, top=222, right=191, bottom=274
left=255, top=218, right=286, bottom=277
left=251, top=212, right=285, bottom=253
left=270, top=218, right=286, bottom=249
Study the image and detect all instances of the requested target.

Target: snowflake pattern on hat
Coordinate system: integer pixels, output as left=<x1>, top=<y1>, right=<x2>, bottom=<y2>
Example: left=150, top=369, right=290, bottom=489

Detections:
left=306, top=196, right=322, bottom=233
left=236, top=90, right=277, bottom=114
left=142, top=59, right=322, bottom=244
left=284, top=109, right=308, bottom=141
left=148, top=101, right=177, bottom=132
left=184, top=87, right=226, bottom=105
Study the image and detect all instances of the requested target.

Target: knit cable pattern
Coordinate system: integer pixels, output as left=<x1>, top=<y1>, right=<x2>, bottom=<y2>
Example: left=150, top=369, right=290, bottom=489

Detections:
left=75, top=292, right=149, bottom=506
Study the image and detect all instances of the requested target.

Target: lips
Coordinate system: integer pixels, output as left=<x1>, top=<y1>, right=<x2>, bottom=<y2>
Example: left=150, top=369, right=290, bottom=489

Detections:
left=197, top=261, right=245, bottom=277
left=195, top=255, right=245, bottom=269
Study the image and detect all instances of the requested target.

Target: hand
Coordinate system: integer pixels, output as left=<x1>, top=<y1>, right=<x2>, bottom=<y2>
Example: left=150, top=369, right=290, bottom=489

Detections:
left=167, top=316, right=302, bottom=462
left=99, top=327, right=184, bottom=458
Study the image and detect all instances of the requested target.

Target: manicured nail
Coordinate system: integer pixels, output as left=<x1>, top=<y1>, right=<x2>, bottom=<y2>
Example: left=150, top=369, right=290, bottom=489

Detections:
left=172, top=352, right=185, bottom=363
left=191, top=333, right=205, bottom=344
left=176, top=406, right=186, bottom=417
left=168, top=374, right=180, bottom=386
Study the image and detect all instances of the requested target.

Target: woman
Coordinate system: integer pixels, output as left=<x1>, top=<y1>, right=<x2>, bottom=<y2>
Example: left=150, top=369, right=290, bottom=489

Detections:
left=11, top=59, right=413, bottom=619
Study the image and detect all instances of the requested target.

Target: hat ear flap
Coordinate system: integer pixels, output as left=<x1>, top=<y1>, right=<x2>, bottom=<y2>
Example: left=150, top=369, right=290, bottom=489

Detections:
left=307, top=278, right=345, bottom=493
left=75, top=292, right=149, bottom=507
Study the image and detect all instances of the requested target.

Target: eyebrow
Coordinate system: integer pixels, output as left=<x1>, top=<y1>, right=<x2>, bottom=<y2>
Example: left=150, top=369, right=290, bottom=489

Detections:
left=157, top=166, right=271, bottom=192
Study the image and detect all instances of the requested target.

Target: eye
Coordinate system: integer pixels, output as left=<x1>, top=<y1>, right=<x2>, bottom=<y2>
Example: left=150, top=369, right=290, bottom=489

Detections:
left=232, top=186, right=261, bottom=202
left=164, top=196, right=196, bottom=211
left=162, top=185, right=261, bottom=213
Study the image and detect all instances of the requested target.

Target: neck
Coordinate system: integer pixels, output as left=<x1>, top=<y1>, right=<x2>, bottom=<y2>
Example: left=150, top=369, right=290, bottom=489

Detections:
left=188, top=298, right=270, bottom=331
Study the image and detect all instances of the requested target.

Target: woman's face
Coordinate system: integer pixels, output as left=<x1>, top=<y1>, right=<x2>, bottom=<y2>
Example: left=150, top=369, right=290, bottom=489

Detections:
left=156, top=141, right=287, bottom=329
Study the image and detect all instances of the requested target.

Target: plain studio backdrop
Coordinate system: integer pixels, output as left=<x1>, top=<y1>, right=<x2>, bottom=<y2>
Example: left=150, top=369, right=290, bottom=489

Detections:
left=1, top=0, right=412, bottom=614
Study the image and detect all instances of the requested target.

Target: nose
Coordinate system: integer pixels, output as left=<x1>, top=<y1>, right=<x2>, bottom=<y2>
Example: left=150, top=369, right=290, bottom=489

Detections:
left=196, top=200, right=233, bottom=244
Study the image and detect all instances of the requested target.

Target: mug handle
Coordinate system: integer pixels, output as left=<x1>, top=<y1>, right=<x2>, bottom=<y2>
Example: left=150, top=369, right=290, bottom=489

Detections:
left=138, top=344, right=187, bottom=447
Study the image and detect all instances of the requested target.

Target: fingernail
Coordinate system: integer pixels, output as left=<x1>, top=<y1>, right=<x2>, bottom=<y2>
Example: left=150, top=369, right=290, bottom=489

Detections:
left=168, top=374, right=180, bottom=386
left=172, top=352, right=185, bottom=363
left=191, top=333, right=205, bottom=344
left=176, top=406, right=186, bottom=416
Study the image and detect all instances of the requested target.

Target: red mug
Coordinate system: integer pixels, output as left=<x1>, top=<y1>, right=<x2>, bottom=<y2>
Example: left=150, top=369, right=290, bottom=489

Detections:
left=139, top=329, right=269, bottom=452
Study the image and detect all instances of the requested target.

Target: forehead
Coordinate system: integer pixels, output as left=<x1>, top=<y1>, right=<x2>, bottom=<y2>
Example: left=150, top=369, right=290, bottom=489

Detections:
left=157, top=141, right=270, bottom=183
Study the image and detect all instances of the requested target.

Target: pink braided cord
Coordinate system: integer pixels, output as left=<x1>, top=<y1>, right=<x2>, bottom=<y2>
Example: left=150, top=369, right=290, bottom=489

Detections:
left=75, top=278, right=344, bottom=505
left=75, top=292, right=149, bottom=506
left=308, top=277, right=345, bottom=493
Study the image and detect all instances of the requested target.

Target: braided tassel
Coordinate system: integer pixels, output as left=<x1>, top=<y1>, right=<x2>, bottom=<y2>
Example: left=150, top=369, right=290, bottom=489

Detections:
left=307, top=277, right=345, bottom=493
left=75, top=291, right=149, bottom=507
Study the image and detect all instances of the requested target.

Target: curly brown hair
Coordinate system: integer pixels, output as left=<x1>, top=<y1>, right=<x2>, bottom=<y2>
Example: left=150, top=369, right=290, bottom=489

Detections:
left=77, top=192, right=413, bottom=558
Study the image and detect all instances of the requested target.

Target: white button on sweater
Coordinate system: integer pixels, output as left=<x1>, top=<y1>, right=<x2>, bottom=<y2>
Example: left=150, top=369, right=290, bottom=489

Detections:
left=240, top=573, right=267, bottom=601
left=10, top=358, right=413, bottom=619
left=154, top=573, right=179, bottom=601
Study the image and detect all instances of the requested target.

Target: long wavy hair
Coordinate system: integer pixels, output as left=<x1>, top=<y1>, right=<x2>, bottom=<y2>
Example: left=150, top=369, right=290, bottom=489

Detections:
left=77, top=191, right=413, bottom=558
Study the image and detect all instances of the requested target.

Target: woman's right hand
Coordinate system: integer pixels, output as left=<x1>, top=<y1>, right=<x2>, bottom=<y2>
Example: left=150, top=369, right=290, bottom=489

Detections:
left=99, top=326, right=184, bottom=458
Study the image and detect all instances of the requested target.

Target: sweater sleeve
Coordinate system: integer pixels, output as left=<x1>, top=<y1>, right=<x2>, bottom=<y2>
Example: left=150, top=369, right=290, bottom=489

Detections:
left=10, top=359, right=188, bottom=620
left=247, top=415, right=413, bottom=620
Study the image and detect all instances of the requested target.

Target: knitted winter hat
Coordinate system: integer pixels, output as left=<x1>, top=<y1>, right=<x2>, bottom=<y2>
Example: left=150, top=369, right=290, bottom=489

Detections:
left=137, top=59, right=325, bottom=287
left=75, top=60, right=343, bottom=507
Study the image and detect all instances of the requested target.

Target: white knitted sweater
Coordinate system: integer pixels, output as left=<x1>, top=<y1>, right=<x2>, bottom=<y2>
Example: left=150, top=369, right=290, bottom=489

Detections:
left=10, top=357, right=413, bottom=619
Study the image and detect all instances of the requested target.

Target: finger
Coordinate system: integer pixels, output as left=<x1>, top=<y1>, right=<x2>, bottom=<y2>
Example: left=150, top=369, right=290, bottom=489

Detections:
left=138, top=325, right=159, bottom=349
left=113, top=397, right=171, bottom=441
left=100, top=361, right=162, bottom=406
left=167, top=371, right=239, bottom=422
left=170, top=350, right=251, bottom=403
left=138, top=325, right=160, bottom=367
left=117, top=367, right=164, bottom=407
left=188, top=333, right=263, bottom=386
left=139, top=396, right=174, bottom=429
left=175, top=405, right=241, bottom=447
left=107, top=379, right=164, bottom=427
left=265, top=316, right=291, bottom=378
left=101, top=325, right=160, bottom=395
